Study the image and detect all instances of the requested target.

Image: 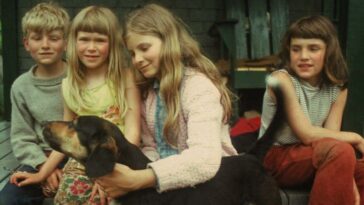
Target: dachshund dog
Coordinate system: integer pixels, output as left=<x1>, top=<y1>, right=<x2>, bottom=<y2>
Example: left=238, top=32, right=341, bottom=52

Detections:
left=42, top=81, right=283, bottom=205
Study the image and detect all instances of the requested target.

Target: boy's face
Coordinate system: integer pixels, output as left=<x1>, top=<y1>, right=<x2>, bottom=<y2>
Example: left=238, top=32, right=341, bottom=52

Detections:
left=23, top=30, right=66, bottom=68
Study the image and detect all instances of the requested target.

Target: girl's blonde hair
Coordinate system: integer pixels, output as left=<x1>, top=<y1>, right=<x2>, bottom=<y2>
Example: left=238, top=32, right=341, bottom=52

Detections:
left=67, top=6, right=128, bottom=117
left=123, top=3, right=233, bottom=146
left=279, top=15, right=348, bottom=86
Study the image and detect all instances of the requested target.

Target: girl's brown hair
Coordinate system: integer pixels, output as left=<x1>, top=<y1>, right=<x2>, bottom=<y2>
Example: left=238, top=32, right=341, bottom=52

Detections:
left=279, top=15, right=348, bottom=86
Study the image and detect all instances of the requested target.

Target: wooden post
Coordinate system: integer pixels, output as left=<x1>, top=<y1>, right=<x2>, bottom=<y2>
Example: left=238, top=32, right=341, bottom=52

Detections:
left=1, top=1, right=19, bottom=121
left=342, top=0, right=364, bottom=134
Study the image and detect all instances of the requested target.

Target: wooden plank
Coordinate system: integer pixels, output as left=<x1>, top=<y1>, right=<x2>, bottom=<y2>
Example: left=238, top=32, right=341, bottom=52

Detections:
left=0, top=126, right=10, bottom=144
left=233, top=70, right=268, bottom=89
left=248, top=0, right=270, bottom=58
left=0, top=125, right=10, bottom=143
left=322, top=0, right=335, bottom=19
left=225, top=0, right=248, bottom=59
left=0, top=138, right=12, bottom=159
left=342, top=0, right=364, bottom=133
left=0, top=152, right=20, bottom=182
left=1, top=0, right=19, bottom=120
left=270, top=0, right=289, bottom=54
left=0, top=122, right=12, bottom=191
left=0, top=121, right=10, bottom=132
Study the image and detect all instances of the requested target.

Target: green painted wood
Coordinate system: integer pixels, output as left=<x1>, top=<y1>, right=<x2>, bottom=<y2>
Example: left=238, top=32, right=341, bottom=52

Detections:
left=0, top=129, right=17, bottom=188
left=336, top=0, right=348, bottom=54
left=225, top=0, right=248, bottom=59
left=248, top=0, right=270, bottom=58
left=0, top=152, right=20, bottom=182
left=270, top=0, right=289, bottom=54
left=233, top=71, right=268, bottom=89
left=0, top=125, right=10, bottom=143
left=1, top=1, right=19, bottom=121
left=211, top=19, right=240, bottom=122
left=322, top=0, right=335, bottom=19
left=0, top=121, right=10, bottom=132
left=342, top=0, right=364, bottom=134
left=0, top=138, right=12, bottom=159
left=0, top=124, right=16, bottom=192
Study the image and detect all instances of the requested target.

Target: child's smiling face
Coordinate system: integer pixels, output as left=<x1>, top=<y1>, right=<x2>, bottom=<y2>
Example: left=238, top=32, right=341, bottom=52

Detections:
left=24, top=29, right=66, bottom=68
left=126, top=32, right=162, bottom=79
left=76, top=31, right=110, bottom=72
left=289, top=38, right=327, bottom=86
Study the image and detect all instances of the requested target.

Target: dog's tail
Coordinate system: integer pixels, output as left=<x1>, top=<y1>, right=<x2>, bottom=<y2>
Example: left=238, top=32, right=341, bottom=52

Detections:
left=248, top=76, right=285, bottom=162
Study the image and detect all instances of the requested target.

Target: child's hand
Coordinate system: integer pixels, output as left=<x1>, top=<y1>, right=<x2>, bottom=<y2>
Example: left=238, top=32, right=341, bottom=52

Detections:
left=354, top=135, right=364, bottom=158
left=10, top=171, right=44, bottom=187
left=90, top=182, right=109, bottom=205
left=41, top=168, right=63, bottom=197
left=96, top=163, right=145, bottom=198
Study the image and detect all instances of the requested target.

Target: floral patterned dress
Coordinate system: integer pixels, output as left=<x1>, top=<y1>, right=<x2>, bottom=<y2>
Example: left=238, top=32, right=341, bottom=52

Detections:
left=54, top=79, right=124, bottom=205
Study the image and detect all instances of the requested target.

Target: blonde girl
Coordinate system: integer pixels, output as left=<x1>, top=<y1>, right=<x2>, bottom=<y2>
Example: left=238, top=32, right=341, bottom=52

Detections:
left=11, top=6, right=140, bottom=205
left=95, top=3, right=237, bottom=199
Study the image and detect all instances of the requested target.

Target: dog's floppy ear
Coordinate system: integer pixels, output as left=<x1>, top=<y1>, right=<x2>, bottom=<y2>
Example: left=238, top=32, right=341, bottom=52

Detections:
left=85, top=146, right=116, bottom=178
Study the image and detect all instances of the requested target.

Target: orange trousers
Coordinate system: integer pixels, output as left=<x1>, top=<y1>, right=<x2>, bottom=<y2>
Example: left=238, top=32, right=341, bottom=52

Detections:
left=264, top=138, right=364, bottom=205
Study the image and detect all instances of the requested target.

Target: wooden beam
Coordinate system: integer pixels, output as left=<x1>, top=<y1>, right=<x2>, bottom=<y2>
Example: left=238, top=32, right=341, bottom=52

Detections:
left=248, top=0, right=270, bottom=58
left=342, top=0, right=364, bottom=134
left=270, top=0, right=289, bottom=54
left=1, top=1, right=19, bottom=121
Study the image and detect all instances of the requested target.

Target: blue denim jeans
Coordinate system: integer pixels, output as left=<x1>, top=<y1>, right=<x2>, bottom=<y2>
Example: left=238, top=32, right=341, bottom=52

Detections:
left=0, top=165, right=44, bottom=205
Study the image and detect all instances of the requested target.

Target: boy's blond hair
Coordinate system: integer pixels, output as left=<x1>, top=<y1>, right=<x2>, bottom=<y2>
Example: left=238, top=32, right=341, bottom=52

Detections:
left=22, top=2, right=70, bottom=37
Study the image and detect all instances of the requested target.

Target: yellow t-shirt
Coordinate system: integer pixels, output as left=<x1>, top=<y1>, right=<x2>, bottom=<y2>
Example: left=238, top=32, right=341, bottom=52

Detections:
left=62, top=78, right=124, bottom=132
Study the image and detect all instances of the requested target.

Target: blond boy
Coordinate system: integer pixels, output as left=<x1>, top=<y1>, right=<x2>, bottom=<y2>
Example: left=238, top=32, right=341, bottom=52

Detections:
left=0, top=2, right=69, bottom=204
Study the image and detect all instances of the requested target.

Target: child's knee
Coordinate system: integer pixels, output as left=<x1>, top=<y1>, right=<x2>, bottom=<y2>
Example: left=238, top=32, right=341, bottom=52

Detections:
left=313, top=138, right=355, bottom=166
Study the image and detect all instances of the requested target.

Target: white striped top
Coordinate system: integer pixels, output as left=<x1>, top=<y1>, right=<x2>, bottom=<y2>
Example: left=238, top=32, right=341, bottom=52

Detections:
left=259, top=69, right=340, bottom=145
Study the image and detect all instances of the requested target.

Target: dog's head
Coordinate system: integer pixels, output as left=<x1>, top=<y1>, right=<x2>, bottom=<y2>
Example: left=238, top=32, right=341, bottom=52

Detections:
left=42, top=116, right=121, bottom=178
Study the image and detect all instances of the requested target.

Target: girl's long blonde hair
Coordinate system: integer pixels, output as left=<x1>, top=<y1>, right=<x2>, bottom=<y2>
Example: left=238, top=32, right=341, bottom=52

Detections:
left=123, top=4, right=233, bottom=146
left=67, top=6, right=128, bottom=117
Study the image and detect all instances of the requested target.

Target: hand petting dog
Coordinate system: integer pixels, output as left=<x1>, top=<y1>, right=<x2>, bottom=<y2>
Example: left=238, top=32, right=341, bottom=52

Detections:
left=40, top=115, right=282, bottom=205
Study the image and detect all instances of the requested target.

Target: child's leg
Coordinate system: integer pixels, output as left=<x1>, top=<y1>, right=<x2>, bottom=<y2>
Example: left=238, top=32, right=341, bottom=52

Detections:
left=263, top=143, right=316, bottom=187
left=54, top=158, right=100, bottom=205
left=264, top=138, right=357, bottom=205
left=0, top=165, right=44, bottom=205
left=309, top=138, right=356, bottom=205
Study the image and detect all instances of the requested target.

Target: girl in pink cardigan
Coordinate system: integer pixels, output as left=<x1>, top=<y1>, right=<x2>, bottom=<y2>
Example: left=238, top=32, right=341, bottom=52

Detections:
left=95, top=3, right=238, bottom=197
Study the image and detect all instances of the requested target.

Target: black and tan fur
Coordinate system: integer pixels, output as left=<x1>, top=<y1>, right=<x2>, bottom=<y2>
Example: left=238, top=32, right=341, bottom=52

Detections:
left=42, top=82, right=284, bottom=205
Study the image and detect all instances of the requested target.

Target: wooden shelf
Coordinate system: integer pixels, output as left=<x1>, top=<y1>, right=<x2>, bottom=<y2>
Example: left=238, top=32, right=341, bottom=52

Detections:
left=233, top=70, right=268, bottom=89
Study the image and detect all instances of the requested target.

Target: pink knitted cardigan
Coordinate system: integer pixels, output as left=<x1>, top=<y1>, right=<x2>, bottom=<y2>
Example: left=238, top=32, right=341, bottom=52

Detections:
left=140, top=68, right=237, bottom=192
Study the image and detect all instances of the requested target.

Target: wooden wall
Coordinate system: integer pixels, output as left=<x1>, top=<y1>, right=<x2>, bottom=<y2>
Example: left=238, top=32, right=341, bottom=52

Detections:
left=343, top=0, right=364, bottom=134
left=0, top=0, right=363, bottom=128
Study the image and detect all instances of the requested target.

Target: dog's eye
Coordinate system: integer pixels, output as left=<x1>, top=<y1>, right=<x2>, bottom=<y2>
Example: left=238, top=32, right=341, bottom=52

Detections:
left=67, top=122, right=75, bottom=129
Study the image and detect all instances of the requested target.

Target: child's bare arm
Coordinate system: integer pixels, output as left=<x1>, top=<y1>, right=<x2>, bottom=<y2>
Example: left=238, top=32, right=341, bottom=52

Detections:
left=10, top=151, right=65, bottom=187
left=37, top=151, right=65, bottom=180
left=124, top=69, right=141, bottom=145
